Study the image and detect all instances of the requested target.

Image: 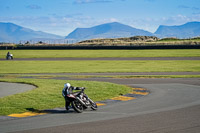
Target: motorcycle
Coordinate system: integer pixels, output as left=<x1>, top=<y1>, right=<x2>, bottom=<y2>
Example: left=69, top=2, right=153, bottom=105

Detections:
left=6, top=54, right=13, bottom=60
left=65, top=87, right=97, bottom=113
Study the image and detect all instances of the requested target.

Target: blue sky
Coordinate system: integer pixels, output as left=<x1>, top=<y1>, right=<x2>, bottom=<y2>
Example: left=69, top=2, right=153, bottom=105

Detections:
left=0, top=0, right=200, bottom=36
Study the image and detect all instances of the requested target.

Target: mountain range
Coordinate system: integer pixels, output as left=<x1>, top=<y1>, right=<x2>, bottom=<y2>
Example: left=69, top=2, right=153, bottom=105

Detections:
left=65, top=22, right=154, bottom=40
left=0, top=21, right=200, bottom=43
left=0, top=22, right=64, bottom=43
left=155, top=21, right=200, bottom=38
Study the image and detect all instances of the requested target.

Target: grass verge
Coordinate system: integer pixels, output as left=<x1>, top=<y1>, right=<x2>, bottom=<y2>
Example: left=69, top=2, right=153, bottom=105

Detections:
left=1, top=49, right=200, bottom=59
left=0, top=78, right=131, bottom=116
left=0, top=60, right=200, bottom=73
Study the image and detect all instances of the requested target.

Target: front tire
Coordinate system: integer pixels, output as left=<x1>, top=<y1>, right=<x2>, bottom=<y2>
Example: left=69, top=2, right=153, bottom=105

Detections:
left=72, top=100, right=83, bottom=113
left=90, top=100, right=98, bottom=110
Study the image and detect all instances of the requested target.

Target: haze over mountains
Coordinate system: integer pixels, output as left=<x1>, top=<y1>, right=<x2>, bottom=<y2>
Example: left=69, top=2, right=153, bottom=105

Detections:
left=0, top=21, right=200, bottom=43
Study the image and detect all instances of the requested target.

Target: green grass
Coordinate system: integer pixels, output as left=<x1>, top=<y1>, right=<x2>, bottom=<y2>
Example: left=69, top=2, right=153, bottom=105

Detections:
left=0, top=78, right=131, bottom=116
left=0, top=60, right=200, bottom=73
left=1, top=49, right=200, bottom=59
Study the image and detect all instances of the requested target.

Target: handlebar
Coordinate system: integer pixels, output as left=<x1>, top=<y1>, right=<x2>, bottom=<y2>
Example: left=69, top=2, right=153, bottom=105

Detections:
left=76, top=87, right=85, bottom=90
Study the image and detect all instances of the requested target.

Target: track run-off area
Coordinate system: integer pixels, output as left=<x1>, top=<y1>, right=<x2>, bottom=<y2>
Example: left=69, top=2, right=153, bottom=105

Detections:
left=0, top=56, right=200, bottom=133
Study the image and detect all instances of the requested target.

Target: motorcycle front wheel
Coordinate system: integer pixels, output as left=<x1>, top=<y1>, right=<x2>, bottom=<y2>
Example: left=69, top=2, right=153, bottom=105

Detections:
left=90, top=100, right=98, bottom=110
left=72, top=100, right=83, bottom=113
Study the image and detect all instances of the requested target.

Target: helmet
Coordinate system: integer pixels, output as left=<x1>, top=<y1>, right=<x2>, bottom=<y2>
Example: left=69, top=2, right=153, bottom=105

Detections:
left=64, top=83, right=71, bottom=88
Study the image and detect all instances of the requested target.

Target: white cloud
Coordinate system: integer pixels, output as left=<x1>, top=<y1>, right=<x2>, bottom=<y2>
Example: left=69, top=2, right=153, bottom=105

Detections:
left=26, top=4, right=41, bottom=10
left=178, top=5, right=200, bottom=11
left=74, top=0, right=112, bottom=4
left=120, top=14, right=200, bottom=33
left=159, top=14, right=200, bottom=26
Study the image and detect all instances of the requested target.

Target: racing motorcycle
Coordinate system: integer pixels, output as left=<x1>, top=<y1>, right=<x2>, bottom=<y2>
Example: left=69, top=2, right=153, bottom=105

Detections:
left=65, top=87, right=97, bottom=113
left=6, top=54, right=13, bottom=60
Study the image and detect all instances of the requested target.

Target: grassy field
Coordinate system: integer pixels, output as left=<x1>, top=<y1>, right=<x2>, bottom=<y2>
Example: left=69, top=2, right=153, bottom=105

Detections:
left=1, top=49, right=200, bottom=58
left=0, top=60, right=200, bottom=73
left=0, top=78, right=131, bottom=115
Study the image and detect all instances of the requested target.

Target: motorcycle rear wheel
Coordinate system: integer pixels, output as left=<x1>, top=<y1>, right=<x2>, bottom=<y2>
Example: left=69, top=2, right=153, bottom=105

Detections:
left=72, top=100, right=83, bottom=113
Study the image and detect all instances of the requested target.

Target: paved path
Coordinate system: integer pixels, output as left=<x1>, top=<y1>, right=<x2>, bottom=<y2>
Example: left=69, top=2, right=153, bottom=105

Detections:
left=24, top=72, right=200, bottom=75
left=1, top=57, right=200, bottom=61
left=0, top=77, right=200, bottom=133
left=0, top=82, right=36, bottom=98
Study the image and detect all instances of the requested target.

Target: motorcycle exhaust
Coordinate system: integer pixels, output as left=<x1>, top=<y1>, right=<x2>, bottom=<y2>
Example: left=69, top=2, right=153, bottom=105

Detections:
left=76, top=97, right=87, bottom=107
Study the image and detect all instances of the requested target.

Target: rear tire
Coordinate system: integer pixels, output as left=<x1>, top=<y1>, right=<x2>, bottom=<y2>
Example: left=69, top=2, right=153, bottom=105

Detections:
left=72, top=100, right=83, bottom=113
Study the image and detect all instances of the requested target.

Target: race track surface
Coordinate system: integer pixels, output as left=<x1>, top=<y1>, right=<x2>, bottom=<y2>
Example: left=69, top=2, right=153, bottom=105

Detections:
left=0, top=82, right=36, bottom=98
left=1, top=57, right=200, bottom=61
left=0, top=77, right=200, bottom=133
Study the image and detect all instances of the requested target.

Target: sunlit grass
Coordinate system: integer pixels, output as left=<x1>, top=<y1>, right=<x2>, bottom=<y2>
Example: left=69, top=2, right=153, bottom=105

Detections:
left=1, top=49, right=200, bottom=59
left=0, top=60, right=200, bottom=73
left=0, top=78, right=131, bottom=115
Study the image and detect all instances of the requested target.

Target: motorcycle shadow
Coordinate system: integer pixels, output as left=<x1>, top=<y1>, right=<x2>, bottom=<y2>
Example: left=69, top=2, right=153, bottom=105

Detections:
left=26, top=107, right=76, bottom=114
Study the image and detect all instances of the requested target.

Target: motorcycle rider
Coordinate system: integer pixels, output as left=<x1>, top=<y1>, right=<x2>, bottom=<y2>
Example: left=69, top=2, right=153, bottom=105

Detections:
left=7, top=52, right=10, bottom=57
left=6, top=52, right=13, bottom=60
left=62, top=83, right=84, bottom=110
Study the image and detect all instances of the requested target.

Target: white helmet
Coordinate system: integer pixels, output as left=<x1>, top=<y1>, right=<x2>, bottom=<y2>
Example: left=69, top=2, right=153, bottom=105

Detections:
left=64, top=83, right=71, bottom=88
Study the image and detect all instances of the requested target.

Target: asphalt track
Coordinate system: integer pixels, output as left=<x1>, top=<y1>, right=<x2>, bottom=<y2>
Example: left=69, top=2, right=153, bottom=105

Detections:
left=1, top=57, right=200, bottom=61
left=0, top=58, right=200, bottom=133
left=0, top=82, right=36, bottom=98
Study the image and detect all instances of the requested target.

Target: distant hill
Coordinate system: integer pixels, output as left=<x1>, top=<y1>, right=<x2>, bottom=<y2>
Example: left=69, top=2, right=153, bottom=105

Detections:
left=0, top=22, right=64, bottom=43
left=77, top=36, right=160, bottom=46
left=1, top=21, right=200, bottom=43
left=65, top=22, right=154, bottom=40
left=155, top=22, right=200, bottom=38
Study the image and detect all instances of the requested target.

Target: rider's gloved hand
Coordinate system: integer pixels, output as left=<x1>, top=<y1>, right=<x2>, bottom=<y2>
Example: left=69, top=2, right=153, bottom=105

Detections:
left=81, top=87, right=85, bottom=90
